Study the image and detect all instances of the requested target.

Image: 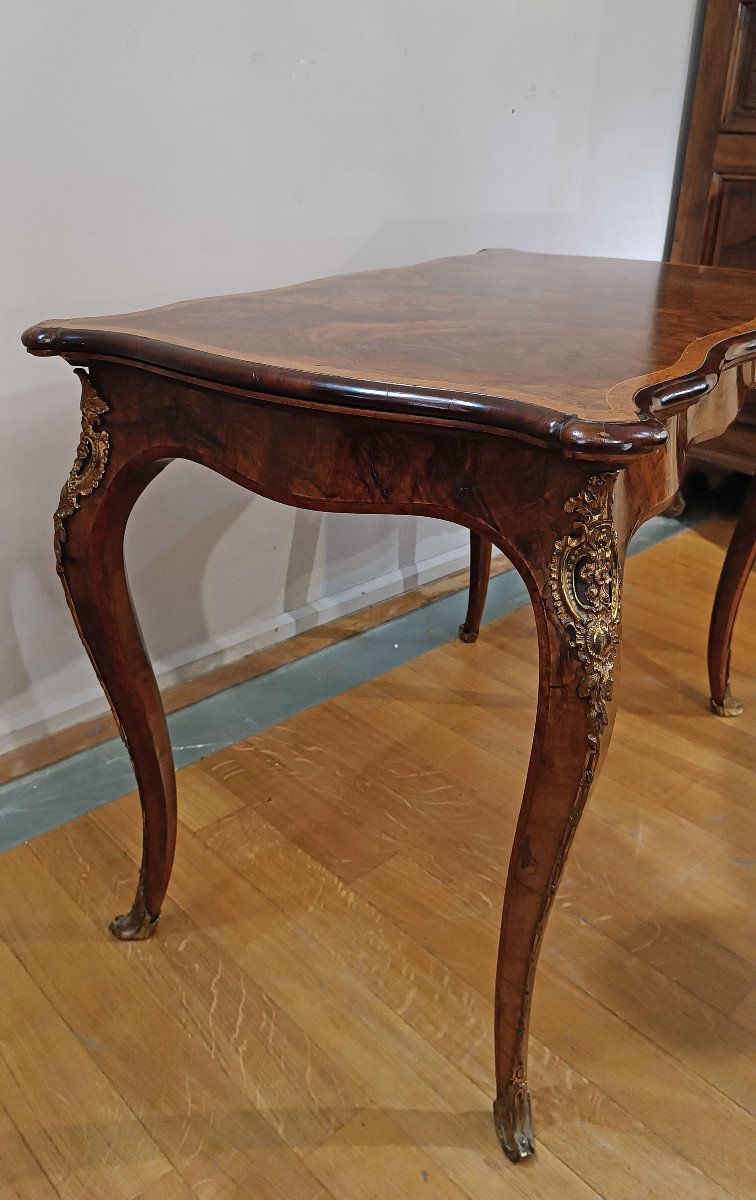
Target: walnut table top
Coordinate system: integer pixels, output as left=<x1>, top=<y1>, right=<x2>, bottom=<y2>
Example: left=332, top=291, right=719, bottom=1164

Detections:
left=22, top=250, right=756, bottom=1164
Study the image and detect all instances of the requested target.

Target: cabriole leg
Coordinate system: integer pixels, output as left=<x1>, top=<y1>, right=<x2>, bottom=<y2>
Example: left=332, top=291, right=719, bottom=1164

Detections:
left=459, top=532, right=492, bottom=642
left=55, top=369, right=175, bottom=940
left=492, top=474, right=626, bottom=1160
left=708, top=474, right=756, bottom=717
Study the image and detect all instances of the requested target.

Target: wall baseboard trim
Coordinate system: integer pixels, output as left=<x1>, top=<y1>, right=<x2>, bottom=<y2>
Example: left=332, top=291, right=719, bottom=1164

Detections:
left=0, top=541, right=496, bottom=756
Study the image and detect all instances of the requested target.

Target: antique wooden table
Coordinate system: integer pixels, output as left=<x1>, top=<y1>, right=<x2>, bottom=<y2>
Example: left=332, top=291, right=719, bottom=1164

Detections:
left=22, top=250, right=756, bottom=1162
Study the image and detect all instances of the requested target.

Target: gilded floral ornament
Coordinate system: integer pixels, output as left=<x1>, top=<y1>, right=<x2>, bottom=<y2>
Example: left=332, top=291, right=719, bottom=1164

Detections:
left=54, top=369, right=110, bottom=572
left=549, top=474, right=621, bottom=750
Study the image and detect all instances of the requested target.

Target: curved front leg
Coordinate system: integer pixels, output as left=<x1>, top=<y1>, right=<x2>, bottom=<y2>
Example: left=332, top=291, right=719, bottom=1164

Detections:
left=55, top=370, right=175, bottom=940
left=492, top=474, right=626, bottom=1160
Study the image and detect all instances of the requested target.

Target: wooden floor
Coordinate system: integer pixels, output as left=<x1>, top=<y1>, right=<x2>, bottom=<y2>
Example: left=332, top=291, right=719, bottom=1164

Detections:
left=0, top=519, right=753, bottom=1199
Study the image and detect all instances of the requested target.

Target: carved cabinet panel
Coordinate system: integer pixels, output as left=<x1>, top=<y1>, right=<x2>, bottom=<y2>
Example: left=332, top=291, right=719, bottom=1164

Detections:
left=673, top=0, right=756, bottom=267
left=706, top=175, right=756, bottom=268
left=671, top=0, right=756, bottom=474
left=722, top=0, right=756, bottom=132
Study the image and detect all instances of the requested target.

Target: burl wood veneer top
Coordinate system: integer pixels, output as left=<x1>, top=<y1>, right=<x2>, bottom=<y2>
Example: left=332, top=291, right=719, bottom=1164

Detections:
left=23, top=250, right=756, bottom=457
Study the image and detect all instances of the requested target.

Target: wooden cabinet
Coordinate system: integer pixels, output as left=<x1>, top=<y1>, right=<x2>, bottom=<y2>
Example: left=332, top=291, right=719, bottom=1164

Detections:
left=671, top=0, right=756, bottom=476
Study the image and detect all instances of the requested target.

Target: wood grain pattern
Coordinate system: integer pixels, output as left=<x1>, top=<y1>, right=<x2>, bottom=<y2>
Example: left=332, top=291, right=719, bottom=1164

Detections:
left=22, top=250, right=756, bottom=458
left=19, top=250, right=756, bottom=1160
left=0, top=521, right=752, bottom=1198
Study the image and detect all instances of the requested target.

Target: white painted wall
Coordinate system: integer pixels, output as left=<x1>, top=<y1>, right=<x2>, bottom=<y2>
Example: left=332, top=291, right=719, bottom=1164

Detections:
left=0, top=0, right=699, bottom=749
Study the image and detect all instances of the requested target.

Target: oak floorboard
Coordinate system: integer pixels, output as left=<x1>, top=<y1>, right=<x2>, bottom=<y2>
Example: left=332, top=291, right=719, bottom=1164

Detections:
left=0, top=940, right=170, bottom=1198
left=729, top=988, right=756, bottom=1036
left=273, top=687, right=755, bottom=1020
left=243, top=691, right=754, bottom=1016
left=197, top=796, right=739, bottom=1199
left=94, top=797, right=604, bottom=1197
left=0, top=1093, right=62, bottom=1200
left=29, top=825, right=365, bottom=1152
left=96, top=778, right=699, bottom=1198
left=355, top=853, right=755, bottom=1110
left=303, top=1109, right=471, bottom=1200
left=0, top=843, right=338, bottom=1200
left=0, top=521, right=752, bottom=1198
left=133, top=1174, right=198, bottom=1200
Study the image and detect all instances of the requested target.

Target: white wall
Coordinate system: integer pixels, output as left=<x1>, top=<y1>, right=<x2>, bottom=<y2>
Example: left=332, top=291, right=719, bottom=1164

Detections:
left=0, top=0, right=699, bottom=748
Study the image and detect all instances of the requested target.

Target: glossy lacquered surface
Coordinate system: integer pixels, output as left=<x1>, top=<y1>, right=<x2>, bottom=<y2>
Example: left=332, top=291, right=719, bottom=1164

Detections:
left=20, top=250, right=756, bottom=1164
left=23, top=250, right=756, bottom=458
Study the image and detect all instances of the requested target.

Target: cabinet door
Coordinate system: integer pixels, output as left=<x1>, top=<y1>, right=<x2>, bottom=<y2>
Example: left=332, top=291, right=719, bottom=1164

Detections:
left=671, top=0, right=756, bottom=268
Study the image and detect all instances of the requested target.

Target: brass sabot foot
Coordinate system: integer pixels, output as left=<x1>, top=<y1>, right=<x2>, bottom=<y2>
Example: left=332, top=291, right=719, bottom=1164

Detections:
left=109, top=895, right=160, bottom=941
left=711, top=686, right=744, bottom=718
left=493, top=1082, right=535, bottom=1162
left=458, top=623, right=480, bottom=643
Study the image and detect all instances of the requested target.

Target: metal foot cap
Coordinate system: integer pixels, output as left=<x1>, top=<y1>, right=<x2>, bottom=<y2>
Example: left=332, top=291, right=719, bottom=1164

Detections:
left=458, top=623, right=480, bottom=643
left=109, top=899, right=160, bottom=941
left=711, top=687, right=744, bottom=718
left=493, top=1082, right=535, bottom=1162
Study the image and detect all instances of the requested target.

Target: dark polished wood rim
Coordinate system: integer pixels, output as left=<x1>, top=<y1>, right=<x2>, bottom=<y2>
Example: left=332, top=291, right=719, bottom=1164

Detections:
left=22, top=249, right=756, bottom=463
left=22, top=325, right=673, bottom=460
